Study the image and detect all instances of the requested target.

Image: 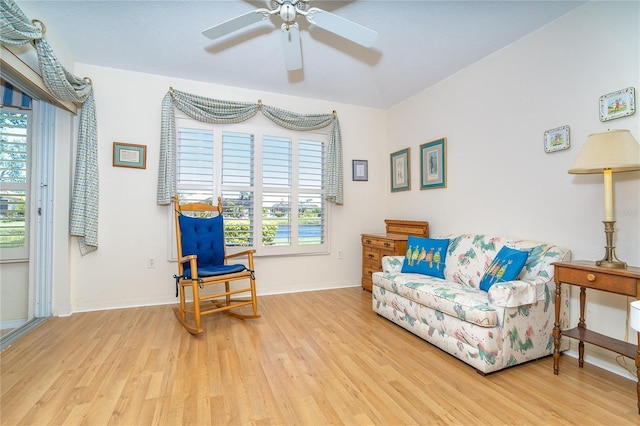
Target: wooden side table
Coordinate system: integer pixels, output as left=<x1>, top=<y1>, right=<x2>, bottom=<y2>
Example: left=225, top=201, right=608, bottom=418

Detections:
left=552, top=260, right=640, bottom=414
left=361, top=233, right=409, bottom=291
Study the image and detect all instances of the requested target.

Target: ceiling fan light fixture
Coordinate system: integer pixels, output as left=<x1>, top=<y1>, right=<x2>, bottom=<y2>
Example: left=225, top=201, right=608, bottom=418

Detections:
left=280, top=3, right=296, bottom=23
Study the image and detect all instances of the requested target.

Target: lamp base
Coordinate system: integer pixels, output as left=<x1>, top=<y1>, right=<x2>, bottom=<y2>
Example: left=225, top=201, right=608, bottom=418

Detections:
left=596, top=221, right=627, bottom=269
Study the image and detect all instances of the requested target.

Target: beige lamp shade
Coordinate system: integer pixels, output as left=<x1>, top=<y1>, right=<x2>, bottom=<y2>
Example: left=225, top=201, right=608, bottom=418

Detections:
left=568, top=129, right=640, bottom=174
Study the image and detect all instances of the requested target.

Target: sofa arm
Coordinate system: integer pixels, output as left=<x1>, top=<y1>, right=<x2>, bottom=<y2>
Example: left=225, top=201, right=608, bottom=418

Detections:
left=382, top=256, right=405, bottom=273
left=488, top=279, right=541, bottom=307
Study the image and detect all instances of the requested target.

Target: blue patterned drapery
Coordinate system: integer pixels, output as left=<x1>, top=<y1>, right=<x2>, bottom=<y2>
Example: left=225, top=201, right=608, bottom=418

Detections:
left=1, top=0, right=99, bottom=255
left=157, top=88, right=343, bottom=205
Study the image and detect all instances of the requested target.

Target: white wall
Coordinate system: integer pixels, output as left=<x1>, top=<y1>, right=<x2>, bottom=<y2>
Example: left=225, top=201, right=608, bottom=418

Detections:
left=63, top=64, right=388, bottom=312
left=0, top=262, right=28, bottom=323
left=52, top=108, right=74, bottom=317
left=386, top=1, right=639, bottom=378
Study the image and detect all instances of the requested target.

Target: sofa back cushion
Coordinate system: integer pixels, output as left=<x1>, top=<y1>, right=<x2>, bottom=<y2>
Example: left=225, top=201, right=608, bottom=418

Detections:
left=442, top=234, right=568, bottom=289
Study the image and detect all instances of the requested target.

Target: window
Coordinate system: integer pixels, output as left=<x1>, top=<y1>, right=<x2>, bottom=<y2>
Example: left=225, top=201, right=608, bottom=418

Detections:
left=175, top=116, right=328, bottom=256
left=0, top=107, right=30, bottom=260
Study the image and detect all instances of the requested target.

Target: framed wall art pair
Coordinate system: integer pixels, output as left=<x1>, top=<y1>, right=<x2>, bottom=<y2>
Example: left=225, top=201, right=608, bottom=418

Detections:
left=390, top=137, right=447, bottom=192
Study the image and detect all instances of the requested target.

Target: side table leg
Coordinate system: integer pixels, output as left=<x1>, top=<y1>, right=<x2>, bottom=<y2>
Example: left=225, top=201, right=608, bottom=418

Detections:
left=578, top=287, right=586, bottom=368
left=553, top=282, right=561, bottom=375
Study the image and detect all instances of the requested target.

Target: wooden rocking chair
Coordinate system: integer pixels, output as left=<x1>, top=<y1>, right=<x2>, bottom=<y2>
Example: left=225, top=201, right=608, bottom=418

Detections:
left=173, top=194, right=260, bottom=334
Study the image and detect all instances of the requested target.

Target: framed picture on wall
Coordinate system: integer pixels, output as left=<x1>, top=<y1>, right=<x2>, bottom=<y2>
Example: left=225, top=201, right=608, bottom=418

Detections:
left=599, top=87, right=636, bottom=122
left=352, top=159, right=368, bottom=181
left=420, top=138, right=446, bottom=190
left=113, top=142, right=146, bottom=169
left=390, top=148, right=410, bottom=192
left=543, top=125, right=570, bottom=153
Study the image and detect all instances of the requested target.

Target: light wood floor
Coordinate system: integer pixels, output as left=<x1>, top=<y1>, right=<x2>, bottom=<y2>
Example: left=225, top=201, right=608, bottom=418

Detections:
left=2, top=287, right=639, bottom=425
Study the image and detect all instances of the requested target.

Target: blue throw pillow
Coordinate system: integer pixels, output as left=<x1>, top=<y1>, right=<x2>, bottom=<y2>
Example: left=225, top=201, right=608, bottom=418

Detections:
left=479, top=246, right=530, bottom=292
left=401, top=237, right=449, bottom=278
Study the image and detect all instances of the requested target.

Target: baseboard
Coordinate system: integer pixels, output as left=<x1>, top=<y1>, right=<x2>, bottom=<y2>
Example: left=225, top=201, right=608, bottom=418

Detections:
left=1, top=317, right=48, bottom=351
left=562, top=347, right=638, bottom=382
left=1, top=318, right=27, bottom=330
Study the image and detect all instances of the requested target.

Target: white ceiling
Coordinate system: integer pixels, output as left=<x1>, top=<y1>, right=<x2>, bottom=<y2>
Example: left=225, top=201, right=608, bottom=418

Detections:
left=16, top=0, right=584, bottom=109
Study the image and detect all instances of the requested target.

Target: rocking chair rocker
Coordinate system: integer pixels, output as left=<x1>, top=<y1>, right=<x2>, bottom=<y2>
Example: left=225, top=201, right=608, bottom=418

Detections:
left=172, top=194, right=260, bottom=334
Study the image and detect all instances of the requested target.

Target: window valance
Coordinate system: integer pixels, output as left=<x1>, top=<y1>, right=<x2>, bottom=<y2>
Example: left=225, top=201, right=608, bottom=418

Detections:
left=157, top=88, right=343, bottom=206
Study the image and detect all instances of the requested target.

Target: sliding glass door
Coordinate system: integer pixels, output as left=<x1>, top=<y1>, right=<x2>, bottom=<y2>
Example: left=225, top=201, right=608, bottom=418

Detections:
left=1, top=92, right=54, bottom=346
left=0, top=106, right=32, bottom=337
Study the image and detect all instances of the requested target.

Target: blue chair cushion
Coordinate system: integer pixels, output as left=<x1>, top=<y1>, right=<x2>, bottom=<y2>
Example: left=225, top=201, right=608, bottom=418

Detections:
left=179, top=214, right=225, bottom=266
left=183, top=264, right=247, bottom=279
left=179, top=213, right=247, bottom=278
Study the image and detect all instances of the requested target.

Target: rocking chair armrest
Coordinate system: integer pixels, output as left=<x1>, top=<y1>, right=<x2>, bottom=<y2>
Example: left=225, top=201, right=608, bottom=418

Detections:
left=179, top=254, right=197, bottom=264
left=225, top=249, right=256, bottom=260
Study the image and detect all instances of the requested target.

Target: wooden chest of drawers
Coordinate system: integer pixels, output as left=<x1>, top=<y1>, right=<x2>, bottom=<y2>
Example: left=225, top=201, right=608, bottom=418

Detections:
left=361, top=220, right=429, bottom=291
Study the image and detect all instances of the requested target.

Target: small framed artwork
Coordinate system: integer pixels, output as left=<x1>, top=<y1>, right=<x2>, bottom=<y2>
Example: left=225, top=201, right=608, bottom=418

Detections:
left=599, top=87, right=635, bottom=122
left=390, top=148, right=410, bottom=192
left=420, top=138, right=446, bottom=190
left=113, top=142, right=146, bottom=169
left=352, top=159, right=368, bottom=181
left=543, top=125, right=570, bottom=153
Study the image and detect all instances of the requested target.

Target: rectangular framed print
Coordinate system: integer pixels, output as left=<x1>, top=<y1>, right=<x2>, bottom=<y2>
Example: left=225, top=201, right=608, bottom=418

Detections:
left=543, top=125, right=570, bottom=153
left=390, top=148, right=410, bottom=192
left=352, top=159, right=368, bottom=181
left=599, top=87, right=635, bottom=122
left=420, top=138, right=446, bottom=190
left=113, top=142, right=146, bottom=169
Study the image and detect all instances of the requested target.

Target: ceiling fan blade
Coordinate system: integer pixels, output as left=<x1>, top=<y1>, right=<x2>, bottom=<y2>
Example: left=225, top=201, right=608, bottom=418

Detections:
left=281, top=23, right=302, bottom=71
left=202, top=9, right=271, bottom=40
left=305, top=7, right=377, bottom=48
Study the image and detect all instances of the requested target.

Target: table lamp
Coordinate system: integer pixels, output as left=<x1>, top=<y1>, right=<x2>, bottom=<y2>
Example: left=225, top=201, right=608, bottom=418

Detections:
left=568, top=129, right=640, bottom=269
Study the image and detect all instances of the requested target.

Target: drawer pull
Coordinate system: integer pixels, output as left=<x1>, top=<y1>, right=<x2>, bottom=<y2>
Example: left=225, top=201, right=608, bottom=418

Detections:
left=384, top=242, right=390, bottom=247
left=368, top=254, right=375, bottom=258
left=365, top=239, right=371, bottom=244
left=587, top=273, right=596, bottom=282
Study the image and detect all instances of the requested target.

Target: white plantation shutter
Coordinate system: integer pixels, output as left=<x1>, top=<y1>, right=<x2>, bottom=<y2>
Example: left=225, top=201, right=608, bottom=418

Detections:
left=298, top=140, right=325, bottom=246
left=262, top=135, right=292, bottom=246
left=176, top=127, right=213, bottom=203
left=175, top=118, right=328, bottom=256
left=222, top=131, right=254, bottom=247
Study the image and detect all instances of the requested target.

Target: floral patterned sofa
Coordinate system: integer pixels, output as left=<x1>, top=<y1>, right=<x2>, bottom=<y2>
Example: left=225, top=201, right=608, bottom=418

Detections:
left=372, top=233, right=570, bottom=374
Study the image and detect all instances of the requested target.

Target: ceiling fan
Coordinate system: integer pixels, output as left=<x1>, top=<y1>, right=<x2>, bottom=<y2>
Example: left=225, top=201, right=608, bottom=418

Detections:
left=202, top=0, right=378, bottom=71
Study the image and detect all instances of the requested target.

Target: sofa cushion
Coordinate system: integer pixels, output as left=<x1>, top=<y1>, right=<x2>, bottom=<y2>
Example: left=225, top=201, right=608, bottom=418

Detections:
left=479, top=246, right=530, bottom=291
left=401, top=237, right=449, bottom=278
left=373, top=272, right=498, bottom=327
left=444, top=234, right=502, bottom=287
